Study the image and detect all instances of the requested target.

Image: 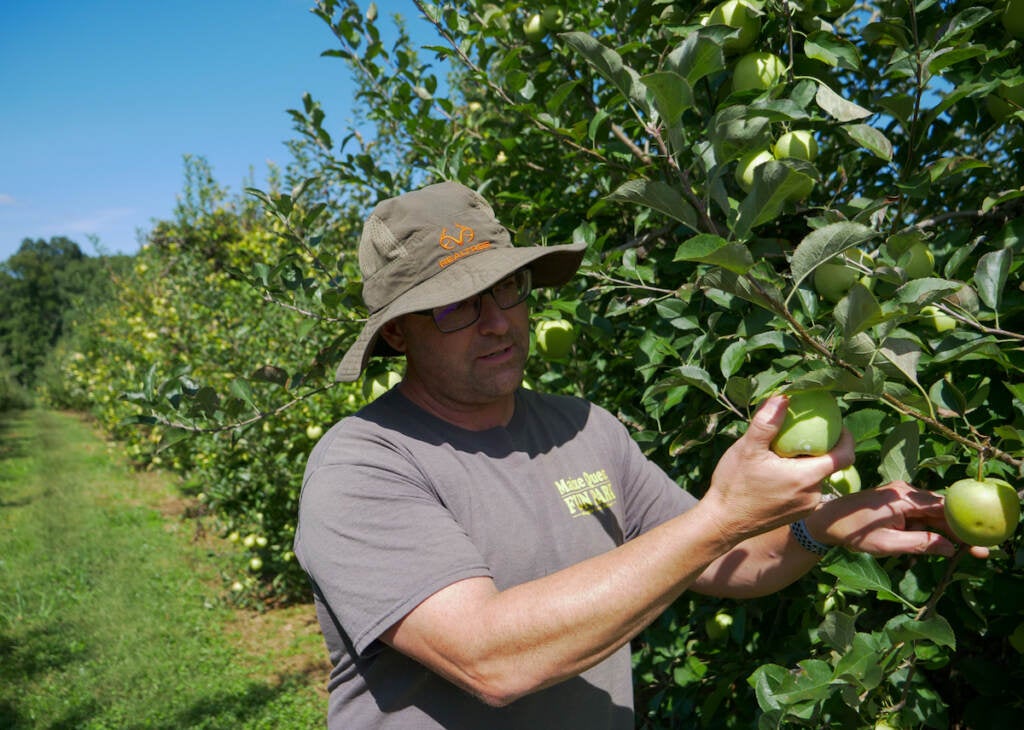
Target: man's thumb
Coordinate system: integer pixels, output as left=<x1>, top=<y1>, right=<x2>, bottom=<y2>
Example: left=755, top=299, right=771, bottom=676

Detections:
left=746, top=395, right=788, bottom=447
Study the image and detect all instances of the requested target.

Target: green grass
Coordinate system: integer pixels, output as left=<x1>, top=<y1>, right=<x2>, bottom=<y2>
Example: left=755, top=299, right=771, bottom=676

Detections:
left=0, top=409, right=328, bottom=729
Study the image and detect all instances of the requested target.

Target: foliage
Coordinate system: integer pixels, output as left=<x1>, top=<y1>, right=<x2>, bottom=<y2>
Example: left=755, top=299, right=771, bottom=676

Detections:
left=0, top=236, right=116, bottom=390
left=36, top=0, right=1024, bottom=728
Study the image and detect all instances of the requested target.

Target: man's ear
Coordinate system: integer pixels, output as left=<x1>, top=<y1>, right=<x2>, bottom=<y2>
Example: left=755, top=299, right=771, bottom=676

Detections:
left=379, top=318, right=407, bottom=354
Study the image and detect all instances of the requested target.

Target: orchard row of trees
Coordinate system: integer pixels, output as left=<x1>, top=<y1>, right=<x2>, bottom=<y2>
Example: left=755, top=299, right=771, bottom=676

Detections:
left=6, top=0, right=1023, bottom=727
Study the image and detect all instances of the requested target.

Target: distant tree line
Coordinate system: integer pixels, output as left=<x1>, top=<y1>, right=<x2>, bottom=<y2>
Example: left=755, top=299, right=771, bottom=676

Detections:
left=0, top=237, right=127, bottom=410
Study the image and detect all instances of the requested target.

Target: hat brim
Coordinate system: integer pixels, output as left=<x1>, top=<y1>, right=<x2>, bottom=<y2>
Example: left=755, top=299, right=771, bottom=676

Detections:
left=334, top=241, right=587, bottom=382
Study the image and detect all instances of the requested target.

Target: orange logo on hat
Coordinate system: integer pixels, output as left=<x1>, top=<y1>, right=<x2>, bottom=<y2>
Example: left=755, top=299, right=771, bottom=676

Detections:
left=439, top=223, right=475, bottom=250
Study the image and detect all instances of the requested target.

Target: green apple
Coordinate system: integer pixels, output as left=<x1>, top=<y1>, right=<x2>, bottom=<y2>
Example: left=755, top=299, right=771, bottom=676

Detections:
left=901, top=242, right=935, bottom=279
left=535, top=319, right=576, bottom=360
left=541, top=5, right=564, bottom=30
left=944, top=477, right=1020, bottom=547
left=707, top=0, right=760, bottom=53
left=705, top=611, right=733, bottom=641
left=773, top=130, right=819, bottom=162
left=813, top=249, right=872, bottom=303
left=305, top=424, right=324, bottom=440
left=524, top=13, right=546, bottom=41
left=825, top=464, right=861, bottom=495
left=920, top=305, right=957, bottom=333
left=735, top=149, right=774, bottom=192
left=362, top=369, right=402, bottom=402
left=1003, top=0, right=1024, bottom=38
left=770, top=390, right=843, bottom=457
left=732, top=52, right=786, bottom=93
left=248, top=556, right=264, bottom=572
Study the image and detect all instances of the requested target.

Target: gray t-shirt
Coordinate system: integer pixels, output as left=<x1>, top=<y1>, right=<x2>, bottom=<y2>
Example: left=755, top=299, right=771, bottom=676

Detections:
left=294, top=387, right=697, bottom=729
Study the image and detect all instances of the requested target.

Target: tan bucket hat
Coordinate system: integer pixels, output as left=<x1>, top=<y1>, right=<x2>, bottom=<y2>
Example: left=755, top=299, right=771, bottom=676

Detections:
left=335, top=181, right=587, bottom=382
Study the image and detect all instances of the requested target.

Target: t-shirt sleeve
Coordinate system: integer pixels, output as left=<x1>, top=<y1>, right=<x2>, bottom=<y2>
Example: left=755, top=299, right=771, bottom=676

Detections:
left=595, top=404, right=699, bottom=540
left=294, top=424, right=493, bottom=656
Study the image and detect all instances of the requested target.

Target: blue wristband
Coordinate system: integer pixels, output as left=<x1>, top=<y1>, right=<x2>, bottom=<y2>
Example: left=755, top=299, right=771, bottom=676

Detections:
left=790, top=518, right=831, bottom=557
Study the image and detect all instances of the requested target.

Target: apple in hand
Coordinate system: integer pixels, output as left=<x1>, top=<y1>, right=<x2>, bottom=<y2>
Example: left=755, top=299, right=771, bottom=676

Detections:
left=944, top=477, right=1020, bottom=547
left=535, top=319, right=576, bottom=360
left=732, top=52, right=786, bottom=93
left=770, top=390, right=843, bottom=457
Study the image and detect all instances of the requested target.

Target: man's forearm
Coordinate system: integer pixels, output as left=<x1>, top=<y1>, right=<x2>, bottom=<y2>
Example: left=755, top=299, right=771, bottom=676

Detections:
left=384, top=498, right=747, bottom=706
left=693, top=524, right=820, bottom=598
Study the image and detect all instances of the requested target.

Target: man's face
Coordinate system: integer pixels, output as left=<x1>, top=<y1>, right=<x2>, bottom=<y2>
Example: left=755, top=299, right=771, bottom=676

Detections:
left=381, top=290, right=530, bottom=418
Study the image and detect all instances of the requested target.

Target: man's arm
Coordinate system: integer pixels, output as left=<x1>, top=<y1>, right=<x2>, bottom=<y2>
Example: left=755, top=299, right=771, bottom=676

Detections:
left=379, top=395, right=831, bottom=705
left=380, top=396, right=972, bottom=706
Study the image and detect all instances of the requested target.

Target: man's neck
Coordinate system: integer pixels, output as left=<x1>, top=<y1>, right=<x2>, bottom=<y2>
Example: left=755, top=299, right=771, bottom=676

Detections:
left=396, top=381, right=517, bottom=431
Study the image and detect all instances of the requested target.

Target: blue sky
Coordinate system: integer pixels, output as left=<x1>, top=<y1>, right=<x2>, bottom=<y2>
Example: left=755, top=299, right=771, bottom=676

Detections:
left=0, top=1, right=434, bottom=262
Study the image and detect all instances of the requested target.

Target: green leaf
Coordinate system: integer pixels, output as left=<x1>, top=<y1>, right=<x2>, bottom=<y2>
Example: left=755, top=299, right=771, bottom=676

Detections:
left=734, top=161, right=814, bottom=239
left=641, top=71, right=694, bottom=122
left=894, top=277, right=963, bottom=305
left=834, top=282, right=883, bottom=337
left=674, top=234, right=755, bottom=274
left=842, top=123, right=894, bottom=161
left=608, top=179, right=699, bottom=231
left=815, top=82, right=873, bottom=121
left=823, top=552, right=908, bottom=605
left=833, top=632, right=886, bottom=690
left=879, top=420, right=919, bottom=484
left=885, top=614, right=956, bottom=649
left=804, top=32, right=861, bottom=71
left=561, top=32, right=649, bottom=115
left=878, top=337, right=921, bottom=385
left=665, top=27, right=728, bottom=85
left=228, top=378, right=257, bottom=411
left=667, top=364, right=719, bottom=399
left=975, top=248, right=1012, bottom=310
left=789, top=222, right=878, bottom=292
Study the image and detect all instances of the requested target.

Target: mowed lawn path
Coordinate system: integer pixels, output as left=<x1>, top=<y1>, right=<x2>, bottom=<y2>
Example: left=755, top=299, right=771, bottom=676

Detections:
left=0, top=409, right=329, bottom=729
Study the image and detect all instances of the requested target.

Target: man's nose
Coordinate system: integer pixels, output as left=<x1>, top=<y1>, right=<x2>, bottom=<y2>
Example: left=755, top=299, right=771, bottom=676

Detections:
left=476, top=291, right=512, bottom=334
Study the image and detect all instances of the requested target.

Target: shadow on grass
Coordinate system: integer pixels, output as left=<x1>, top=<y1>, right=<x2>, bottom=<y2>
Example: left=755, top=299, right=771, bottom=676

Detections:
left=0, top=409, right=32, bottom=461
left=40, top=675, right=319, bottom=730
left=0, top=408, right=35, bottom=508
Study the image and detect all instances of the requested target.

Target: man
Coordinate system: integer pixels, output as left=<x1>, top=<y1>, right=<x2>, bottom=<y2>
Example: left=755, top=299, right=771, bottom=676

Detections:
left=294, top=181, right=981, bottom=729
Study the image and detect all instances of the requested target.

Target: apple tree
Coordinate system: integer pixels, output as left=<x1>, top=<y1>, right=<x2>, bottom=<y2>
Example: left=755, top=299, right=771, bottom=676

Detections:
left=83, top=0, right=1024, bottom=726
left=267, top=1, right=1024, bottom=726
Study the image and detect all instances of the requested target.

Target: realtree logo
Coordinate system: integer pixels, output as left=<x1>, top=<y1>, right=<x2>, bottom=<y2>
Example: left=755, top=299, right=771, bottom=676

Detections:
left=438, top=223, right=475, bottom=250
left=437, top=222, right=492, bottom=268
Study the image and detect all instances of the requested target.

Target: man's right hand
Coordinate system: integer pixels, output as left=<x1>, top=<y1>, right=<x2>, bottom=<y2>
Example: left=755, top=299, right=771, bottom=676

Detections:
left=700, top=394, right=856, bottom=546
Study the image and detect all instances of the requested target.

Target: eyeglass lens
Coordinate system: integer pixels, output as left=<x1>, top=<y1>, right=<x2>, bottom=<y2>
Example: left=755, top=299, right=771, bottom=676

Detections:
left=432, top=269, right=532, bottom=333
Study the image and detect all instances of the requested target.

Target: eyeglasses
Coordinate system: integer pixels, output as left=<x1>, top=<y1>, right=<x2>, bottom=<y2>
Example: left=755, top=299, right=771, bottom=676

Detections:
left=415, top=268, right=532, bottom=333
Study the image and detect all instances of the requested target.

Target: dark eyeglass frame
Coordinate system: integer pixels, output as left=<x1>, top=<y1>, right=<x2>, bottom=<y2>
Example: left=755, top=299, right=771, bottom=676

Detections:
left=413, top=268, right=533, bottom=334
